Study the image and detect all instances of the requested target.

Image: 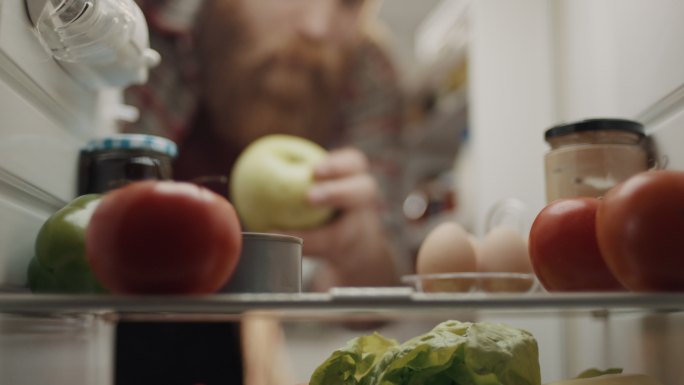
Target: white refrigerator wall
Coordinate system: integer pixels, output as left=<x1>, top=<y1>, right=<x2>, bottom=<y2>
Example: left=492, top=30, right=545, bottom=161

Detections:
left=467, top=0, right=684, bottom=237
left=555, top=0, right=684, bottom=124
left=467, top=0, right=684, bottom=383
left=0, top=1, right=119, bottom=384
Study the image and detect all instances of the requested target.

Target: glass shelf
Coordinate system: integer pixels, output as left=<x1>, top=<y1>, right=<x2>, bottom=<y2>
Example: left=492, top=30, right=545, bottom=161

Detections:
left=0, top=289, right=683, bottom=321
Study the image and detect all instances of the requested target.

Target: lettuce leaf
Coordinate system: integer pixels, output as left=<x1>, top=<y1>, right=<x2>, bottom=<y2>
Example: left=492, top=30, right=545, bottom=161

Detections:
left=309, top=333, right=399, bottom=385
left=576, top=368, right=623, bottom=379
left=310, top=321, right=541, bottom=385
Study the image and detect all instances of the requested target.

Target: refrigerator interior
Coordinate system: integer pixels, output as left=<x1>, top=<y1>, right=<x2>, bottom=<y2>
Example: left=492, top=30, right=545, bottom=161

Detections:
left=1, top=0, right=684, bottom=384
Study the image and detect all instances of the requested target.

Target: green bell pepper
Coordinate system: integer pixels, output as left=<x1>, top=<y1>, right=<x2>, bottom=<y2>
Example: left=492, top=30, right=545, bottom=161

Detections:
left=27, top=194, right=107, bottom=294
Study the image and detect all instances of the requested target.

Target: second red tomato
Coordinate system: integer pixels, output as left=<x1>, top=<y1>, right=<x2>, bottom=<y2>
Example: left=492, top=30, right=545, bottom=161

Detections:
left=596, top=170, right=684, bottom=291
left=528, top=197, right=624, bottom=292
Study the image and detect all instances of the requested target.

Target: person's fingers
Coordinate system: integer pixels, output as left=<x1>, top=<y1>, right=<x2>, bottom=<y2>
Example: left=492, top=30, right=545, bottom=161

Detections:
left=314, top=147, right=369, bottom=180
left=300, top=229, right=334, bottom=258
left=283, top=224, right=338, bottom=259
left=282, top=212, right=355, bottom=259
left=307, top=173, right=379, bottom=208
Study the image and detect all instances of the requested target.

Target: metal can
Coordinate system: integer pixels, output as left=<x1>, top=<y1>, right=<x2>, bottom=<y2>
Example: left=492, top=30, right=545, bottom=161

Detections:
left=544, top=118, right=649, bottom=202
left=78, top=134, right=178, bottom=194
left=221, top=232, right=303, bottom=293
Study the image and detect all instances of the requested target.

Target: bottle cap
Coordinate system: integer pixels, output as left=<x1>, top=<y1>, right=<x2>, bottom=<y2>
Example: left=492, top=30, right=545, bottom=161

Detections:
left=84, top=134, right=178, bottom=158
left=545, top=118, right=645, bottom=141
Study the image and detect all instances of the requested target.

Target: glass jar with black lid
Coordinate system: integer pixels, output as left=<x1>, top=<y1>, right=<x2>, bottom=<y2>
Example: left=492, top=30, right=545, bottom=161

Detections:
left=78, top=134, right=178, bottom=195
left=544, top=118, right=649, bottom=202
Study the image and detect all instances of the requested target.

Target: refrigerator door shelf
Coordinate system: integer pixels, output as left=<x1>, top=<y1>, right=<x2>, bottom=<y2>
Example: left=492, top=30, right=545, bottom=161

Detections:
left=26, top=0, right=160, bottom=89
left=0, top=291, right=683, bottom=318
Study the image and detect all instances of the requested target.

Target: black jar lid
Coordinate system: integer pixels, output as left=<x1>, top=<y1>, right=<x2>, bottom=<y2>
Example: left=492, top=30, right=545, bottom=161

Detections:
left=83, top=134, right=178, bottom=158
left=545, top=118, right=645, bottom=141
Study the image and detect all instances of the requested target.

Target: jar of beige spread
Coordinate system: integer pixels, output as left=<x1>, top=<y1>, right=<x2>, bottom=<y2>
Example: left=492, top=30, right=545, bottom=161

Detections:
left=544, top=118, right=649, bottom=202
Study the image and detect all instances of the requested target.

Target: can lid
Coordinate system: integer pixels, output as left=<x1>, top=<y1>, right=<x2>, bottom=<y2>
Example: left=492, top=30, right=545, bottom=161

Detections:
left=83, top=134, right=178, bottom=158
left=243, top=232, right=303, bottom=245
left=545, top=118, right=645, bottom=141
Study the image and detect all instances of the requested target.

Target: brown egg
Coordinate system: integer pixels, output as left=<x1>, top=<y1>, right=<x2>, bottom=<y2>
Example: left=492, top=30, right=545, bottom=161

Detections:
left=416, top=222, right=478, bottom=275
left=477, top=225, right=533, bottom=274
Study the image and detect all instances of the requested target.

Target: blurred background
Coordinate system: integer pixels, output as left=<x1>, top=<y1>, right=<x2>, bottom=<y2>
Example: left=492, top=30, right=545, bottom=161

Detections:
left=377, top=0, right=472, bottom=254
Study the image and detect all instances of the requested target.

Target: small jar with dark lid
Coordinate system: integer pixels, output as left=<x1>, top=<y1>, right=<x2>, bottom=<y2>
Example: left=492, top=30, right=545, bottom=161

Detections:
left=78, top=134, right=178, bottom=195
left=544, top=118, right=649, bottom=202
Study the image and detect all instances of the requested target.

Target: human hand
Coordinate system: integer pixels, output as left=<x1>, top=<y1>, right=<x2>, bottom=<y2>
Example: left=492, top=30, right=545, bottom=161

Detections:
left=307, top=147, right=380, bottom=210
left=282, top=147, right=397, bottom=289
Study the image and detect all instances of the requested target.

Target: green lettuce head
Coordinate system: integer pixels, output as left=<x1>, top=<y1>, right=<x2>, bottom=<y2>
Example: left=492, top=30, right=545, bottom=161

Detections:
left=310, top=320, right=541, bottom=385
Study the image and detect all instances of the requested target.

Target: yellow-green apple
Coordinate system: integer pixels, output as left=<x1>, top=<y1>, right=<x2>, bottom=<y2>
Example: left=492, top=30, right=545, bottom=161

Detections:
left=229, top=134, right=334, bottom=232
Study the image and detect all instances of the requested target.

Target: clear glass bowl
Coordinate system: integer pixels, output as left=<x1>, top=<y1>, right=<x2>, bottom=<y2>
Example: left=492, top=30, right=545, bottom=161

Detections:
left=401, top=272, right=541, bottom=294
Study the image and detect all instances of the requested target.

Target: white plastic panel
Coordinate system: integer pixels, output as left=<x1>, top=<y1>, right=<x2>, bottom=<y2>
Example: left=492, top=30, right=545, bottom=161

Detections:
left=555, top=0, right=684, bottom=121
left=466, top=0, right=555, bottom=235
left=0, top=77, right=83, bottom=202
left=0, top=0, right=98, bottom=134
left=0, top=54, right=92, bottom=289
left=0, top=1, right=122, bottom=289
left=0, top=314, right=114, bottom=385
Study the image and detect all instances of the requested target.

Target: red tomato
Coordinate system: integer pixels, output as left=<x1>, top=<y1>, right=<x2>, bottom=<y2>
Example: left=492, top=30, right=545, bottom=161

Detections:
left=86, top=181, right=242, bottom=294
left=596, top=170, right=684, bottom=291
left=528, top=198, right=624, bottom=291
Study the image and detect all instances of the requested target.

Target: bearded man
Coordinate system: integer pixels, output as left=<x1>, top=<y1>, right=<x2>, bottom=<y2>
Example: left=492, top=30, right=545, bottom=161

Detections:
left=127, top=0, right=407, bottom=290
left=117, top=0, right=408, bottom=384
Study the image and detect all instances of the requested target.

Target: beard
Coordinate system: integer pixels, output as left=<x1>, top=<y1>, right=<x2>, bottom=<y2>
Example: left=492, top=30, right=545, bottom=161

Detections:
left=194, top=0, right=350, bottom=150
